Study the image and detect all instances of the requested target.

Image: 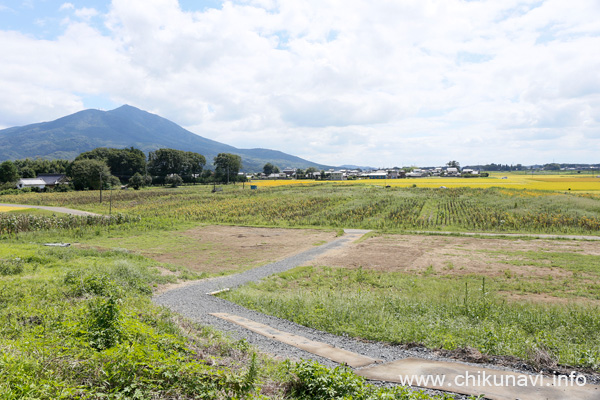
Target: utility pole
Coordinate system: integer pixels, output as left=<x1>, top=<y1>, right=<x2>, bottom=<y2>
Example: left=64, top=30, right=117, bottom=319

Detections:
left=99, top=172, right=103, bottom=203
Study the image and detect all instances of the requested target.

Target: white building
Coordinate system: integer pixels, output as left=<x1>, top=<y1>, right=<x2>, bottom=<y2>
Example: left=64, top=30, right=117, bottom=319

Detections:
left=16, top=178, right=46, bottom=190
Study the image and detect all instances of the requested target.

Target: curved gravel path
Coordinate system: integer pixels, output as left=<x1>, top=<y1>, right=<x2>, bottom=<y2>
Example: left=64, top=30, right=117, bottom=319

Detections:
left=0, top=203, right=101, bottom=217
left=154, top=228, right=600, bottom=399
left=156, top=228, right=585, bottom=398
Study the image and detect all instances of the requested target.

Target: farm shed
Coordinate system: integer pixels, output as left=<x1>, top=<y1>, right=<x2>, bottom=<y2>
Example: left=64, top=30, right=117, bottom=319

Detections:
left=16, top=178, right=46, bottom=190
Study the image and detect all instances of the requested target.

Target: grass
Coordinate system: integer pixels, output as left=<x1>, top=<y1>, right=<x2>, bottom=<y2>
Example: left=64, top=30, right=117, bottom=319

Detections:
left=221, top=265, right=600, bottom=371
left=478, top=250, right=600, bottom=300
left=2, top=179, right=600, bottom=395
left=3, top=184, right=600, bottom=236
left=0, top=239, right=455, bottom=399
left=0, top=243, right=276, bottom=399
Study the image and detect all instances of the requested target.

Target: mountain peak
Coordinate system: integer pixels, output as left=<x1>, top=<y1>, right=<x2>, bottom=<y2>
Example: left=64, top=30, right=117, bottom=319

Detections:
left=0, top=106, right=332, bottom=171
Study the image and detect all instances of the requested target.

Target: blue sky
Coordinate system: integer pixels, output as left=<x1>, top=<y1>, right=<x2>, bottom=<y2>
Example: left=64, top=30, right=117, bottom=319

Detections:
left=1, top=0, right=599, bottom=167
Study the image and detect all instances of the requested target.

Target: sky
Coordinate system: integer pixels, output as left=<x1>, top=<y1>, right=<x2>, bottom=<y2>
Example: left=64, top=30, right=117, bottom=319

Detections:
left=1, top=0, right=599, bottom=168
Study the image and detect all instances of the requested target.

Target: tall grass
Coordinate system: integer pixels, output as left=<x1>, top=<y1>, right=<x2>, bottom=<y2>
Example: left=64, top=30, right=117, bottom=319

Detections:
left=0, top=243, right=283, bottom=399
left=222, top=266, right=600, bottom=371
left=4, top=185, right=600, bottom=235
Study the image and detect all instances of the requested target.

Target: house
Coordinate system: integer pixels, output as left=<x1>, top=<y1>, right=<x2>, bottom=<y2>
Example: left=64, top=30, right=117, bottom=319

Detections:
left=329, top=171, right=346, bottom=181
left=267, top=173, right=287, bottom=179
left=406, top=169, right=425, bottom=177
left=367, top=170, right=388, bottom=179
left=16, top=178, right=46, bottom=190
left=445, top=167, right=460, bottom=176
left=282, top=167, right=297, bottom=177
left=461, top=168, right=479, bottom=176
left=37, top=174, right=69, bottom=188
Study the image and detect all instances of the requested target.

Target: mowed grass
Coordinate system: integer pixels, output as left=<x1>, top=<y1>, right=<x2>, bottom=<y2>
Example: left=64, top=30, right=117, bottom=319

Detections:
left=221, top=265, right=600, bottom=371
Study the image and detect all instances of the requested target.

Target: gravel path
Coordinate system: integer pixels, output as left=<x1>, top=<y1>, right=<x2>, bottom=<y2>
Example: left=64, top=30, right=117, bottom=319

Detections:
left=154, top=229, right=599, bottom=398
left=0, top=203, right=101, bottom=217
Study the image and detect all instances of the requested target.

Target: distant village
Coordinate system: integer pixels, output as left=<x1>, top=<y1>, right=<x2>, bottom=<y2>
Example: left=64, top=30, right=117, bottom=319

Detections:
left=247, top=166, right=484, bottom=181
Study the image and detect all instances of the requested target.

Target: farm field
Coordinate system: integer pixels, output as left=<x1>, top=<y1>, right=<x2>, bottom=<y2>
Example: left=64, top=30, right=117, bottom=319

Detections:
left=2, top=178, right=600, bottom=396
left=221, top=232, right=600, bottom=371
left=248, top=172, right=600, bottom=191
left=85, top=225, right=338, bottom=277
left=2, top=181, right=600, bottom=238
left=0, top=232, right=445, bottom=399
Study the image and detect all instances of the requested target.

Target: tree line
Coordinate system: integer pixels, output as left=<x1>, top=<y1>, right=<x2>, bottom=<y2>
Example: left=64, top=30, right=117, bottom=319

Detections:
left=0, top=147, right=244, bottom=191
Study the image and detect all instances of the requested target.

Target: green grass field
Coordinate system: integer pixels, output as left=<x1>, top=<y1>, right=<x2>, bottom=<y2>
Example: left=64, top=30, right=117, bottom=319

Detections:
left=3, top=184, right=600, bottom=236
left=2, top=181, right=600, bottom=397
left=221, top=265, right=600, bottom=371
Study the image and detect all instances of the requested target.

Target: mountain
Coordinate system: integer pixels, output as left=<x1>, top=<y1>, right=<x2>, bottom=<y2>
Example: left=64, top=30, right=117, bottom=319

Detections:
left=0, top=105, right=333, bottom=172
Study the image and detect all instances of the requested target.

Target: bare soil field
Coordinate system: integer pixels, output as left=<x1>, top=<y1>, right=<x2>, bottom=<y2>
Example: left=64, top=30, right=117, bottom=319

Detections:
left=308, top=233, right=600, bottom=302
left=150, top=225, right=337, bottom=274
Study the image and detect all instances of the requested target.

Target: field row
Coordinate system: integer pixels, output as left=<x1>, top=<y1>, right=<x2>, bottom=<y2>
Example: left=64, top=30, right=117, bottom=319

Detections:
left=2, top=185, right=600, bottom=235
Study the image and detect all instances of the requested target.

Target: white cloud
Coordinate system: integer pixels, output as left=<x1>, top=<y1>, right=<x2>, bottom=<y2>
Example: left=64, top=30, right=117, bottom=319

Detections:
left=59, top=3, right=75, bottom=11
left=1, top=0, right=599, bottom=166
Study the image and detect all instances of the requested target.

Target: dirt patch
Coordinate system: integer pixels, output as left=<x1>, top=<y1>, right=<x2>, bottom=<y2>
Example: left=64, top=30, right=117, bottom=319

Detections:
left=307, top=234, right=600, bottom=302
left=149, top=225, right=337, bottom=275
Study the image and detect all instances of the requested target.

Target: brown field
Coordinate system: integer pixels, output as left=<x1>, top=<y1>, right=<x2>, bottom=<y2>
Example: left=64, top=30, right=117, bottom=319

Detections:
left=308, top=233, right=600, bottom=303
left=148, top=225, right=337, bottom=274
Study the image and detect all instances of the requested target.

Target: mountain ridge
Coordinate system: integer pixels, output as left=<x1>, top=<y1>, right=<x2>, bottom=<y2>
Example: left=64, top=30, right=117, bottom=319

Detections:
left=0, top=105, right=334, bottom=172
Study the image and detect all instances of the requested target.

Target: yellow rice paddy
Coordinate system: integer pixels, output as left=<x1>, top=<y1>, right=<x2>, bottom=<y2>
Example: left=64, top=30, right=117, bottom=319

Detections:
left=247, top=173, right=600, bottom=192
left=0, top=206, right=29, bottom=213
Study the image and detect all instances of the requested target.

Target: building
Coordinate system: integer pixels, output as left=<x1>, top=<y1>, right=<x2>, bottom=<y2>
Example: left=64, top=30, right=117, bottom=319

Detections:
left=16, top=178, right=46, bottom=190
left=329, top=171, right=346, bottom=180
left=366, top=170, right=388, bottom=179
left=37, top=174, right=69, bottom=188
left=282, top=167, right=297, bottom=177
left=445, top=167, right=460, bottom=176
left=406, top=169, right=425, bottom=177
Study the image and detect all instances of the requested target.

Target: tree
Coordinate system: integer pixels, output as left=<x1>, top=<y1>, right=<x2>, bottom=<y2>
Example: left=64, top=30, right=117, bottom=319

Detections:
left=74, top=147, right=147, bottom=182
left=148, top=149, right=206, bottom=182
left=305, top=167, right=318, bottom=179
left=20, top=167, right=35, bottom=178
left=446, top=160, right=460, bottom=170
left=128, top=172, right=145, bottom=190
left=0, top=161, right=19, bottom=183
left=214, top=153, right=242, bottom=184
left=263, top=162, right=278, bottom=175
left=165, top=174, right=183, bottom=188
left=69, top=159, right=112, bottom=190
left=543, top=163, right=561, bottom=171
left=14, top=158, right=69, bottom=176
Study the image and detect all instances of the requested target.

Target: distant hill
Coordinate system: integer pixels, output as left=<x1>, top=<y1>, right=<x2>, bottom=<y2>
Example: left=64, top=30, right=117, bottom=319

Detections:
left=0, top=105, right=333, bottom=172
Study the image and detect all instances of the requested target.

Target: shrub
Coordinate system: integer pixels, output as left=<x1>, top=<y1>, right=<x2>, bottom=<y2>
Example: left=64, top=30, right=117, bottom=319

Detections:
left=84, top=295, right=122, bottom=351
left=0, top=258, right=24, bottom=275
left=166, top=174, right=183, bottom=188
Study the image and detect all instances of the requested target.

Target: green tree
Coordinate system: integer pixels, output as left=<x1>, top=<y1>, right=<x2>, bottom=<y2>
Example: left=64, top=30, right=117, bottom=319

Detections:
left=305, top=167, right=318, bottom=179
left=148, top=149, right=206, bottom=182
left=446, top=160, right=460, bottom=170
left=69, top=159, right=112, bottom=190
left=74, top=147, right=146, bottom=182
left=19, top=167, right=36, bottom=178
left=543, top=163, right=561, bottom=171
left=263, top=162, right=278, bottom=175
left=214, top=153, right=242, bottom=184
left=0, top=161, right=19, bottom=183
left=165, top=174, right=183, bottom=188
left=128, top=172, right=145, bottom=190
